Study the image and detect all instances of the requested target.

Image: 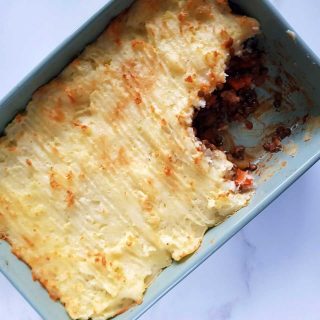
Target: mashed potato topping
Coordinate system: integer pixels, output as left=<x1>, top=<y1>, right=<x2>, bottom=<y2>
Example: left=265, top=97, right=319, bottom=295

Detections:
left=0, top=1, right=258, bottom=319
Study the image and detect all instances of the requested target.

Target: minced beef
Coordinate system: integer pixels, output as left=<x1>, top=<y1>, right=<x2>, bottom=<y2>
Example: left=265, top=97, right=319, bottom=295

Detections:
left=192, top=38, right=267, bottom=170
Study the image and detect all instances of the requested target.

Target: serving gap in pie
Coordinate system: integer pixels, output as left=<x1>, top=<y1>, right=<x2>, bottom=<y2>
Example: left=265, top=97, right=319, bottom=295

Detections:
left=192, top=37, right=293, bottom=191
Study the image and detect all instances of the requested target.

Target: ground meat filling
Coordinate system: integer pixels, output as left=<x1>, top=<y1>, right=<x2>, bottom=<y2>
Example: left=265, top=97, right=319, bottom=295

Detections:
left=192, top=38, right=291, bottom=190
left=263, top=126, right=291, bottom=153
left=193, top=38, right=264, bottom=165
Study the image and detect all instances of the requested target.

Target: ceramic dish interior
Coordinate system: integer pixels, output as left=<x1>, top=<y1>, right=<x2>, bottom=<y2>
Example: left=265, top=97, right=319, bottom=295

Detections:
left=0, top=0, right=320, bottom=319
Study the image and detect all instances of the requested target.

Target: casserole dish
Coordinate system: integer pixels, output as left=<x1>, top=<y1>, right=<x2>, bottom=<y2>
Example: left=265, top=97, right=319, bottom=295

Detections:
left=1, top=0, right=320, bottom=319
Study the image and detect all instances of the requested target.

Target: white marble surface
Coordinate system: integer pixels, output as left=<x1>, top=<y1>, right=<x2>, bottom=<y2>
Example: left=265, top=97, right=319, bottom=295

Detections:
left=1, top=1, right=320, bottom=319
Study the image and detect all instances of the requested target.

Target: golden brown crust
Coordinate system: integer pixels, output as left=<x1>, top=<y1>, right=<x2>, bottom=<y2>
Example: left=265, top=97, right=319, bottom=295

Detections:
left=0, top=1, right=259, bottom=319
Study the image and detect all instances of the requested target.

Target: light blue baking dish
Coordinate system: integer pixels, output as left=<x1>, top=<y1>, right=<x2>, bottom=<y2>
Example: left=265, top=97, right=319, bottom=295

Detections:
left=1, top=1, right=320, bottom=319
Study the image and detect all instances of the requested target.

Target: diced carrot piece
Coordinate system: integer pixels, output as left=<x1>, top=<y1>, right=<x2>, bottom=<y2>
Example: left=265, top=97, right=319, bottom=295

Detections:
left=234, top=168, right=253, bottom=188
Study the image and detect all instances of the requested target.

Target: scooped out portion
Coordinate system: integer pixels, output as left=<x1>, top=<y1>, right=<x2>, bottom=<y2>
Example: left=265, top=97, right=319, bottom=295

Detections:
left=193, top=37, right=266, bottom=190
left=192, top=37, right=293, bottom=183
left=0, top=1, right=259, bottom=319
